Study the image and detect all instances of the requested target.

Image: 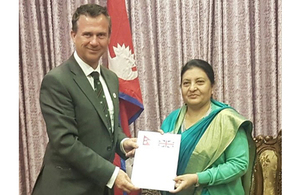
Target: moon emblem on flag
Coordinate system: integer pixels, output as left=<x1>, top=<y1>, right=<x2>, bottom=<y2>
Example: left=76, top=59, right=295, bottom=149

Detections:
left=108, top=43, right=138, bottom=80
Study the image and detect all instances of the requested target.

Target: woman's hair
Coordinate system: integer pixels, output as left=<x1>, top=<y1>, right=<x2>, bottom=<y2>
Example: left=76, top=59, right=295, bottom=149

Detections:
left=180, top=59, right=215, bottom=86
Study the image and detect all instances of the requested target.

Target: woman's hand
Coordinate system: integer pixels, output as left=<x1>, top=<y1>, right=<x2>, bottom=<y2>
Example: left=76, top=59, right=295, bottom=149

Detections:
left=157, top=129, right=164, bottom=134
left=169, top=174, right=199, bottom=193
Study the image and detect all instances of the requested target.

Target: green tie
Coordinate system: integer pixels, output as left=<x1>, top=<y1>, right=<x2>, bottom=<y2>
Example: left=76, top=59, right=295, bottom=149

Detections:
left=90, top=71, right=111, bottom=130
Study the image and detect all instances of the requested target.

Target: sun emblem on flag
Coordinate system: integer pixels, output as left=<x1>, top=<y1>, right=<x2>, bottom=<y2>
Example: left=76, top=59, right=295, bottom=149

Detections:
left=108, top=44, right=138, bottom=80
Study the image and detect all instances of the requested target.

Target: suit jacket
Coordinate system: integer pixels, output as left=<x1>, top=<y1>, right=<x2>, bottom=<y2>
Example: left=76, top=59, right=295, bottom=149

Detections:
left=31, top=54, right=127, bottom=195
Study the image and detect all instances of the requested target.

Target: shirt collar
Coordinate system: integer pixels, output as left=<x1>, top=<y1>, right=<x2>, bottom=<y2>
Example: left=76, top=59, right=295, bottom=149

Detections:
left=74, top=51, right=101, bottom=76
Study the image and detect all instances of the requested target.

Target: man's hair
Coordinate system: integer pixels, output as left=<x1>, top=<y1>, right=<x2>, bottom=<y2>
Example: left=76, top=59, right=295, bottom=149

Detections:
left=72, top=4, right=111, bottom=35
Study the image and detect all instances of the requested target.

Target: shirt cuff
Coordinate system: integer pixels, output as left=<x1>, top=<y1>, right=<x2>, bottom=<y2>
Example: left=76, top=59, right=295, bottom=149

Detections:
left=120, top=138, right=129, bottom=154
left=106, top=166, right=120, bottom=188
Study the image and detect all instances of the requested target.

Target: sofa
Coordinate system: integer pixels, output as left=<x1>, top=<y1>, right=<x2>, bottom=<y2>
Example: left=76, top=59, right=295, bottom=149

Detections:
left=141, top=130, right=282, bottom=195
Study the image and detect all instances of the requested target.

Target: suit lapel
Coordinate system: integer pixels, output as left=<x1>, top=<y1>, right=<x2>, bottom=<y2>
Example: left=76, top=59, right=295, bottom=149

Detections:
left=100, top=66, right=119, bottom=130
left=67, top=55, right=113, bottom=132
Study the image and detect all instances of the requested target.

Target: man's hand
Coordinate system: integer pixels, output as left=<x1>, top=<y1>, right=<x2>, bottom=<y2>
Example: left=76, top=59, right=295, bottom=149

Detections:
left=114, top=169, right=140, bottom=193
left=169, top=174, right=199, bottom=193
left=123, top=138, right=138, bottom=157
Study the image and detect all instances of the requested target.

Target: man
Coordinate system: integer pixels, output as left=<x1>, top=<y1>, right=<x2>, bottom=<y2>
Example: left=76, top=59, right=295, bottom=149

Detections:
left=31, top=4, right=139, bottom=195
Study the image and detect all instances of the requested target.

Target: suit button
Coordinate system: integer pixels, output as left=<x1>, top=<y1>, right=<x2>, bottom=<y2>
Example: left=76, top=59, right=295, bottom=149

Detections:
left=107, top=146, right=112, bottom=151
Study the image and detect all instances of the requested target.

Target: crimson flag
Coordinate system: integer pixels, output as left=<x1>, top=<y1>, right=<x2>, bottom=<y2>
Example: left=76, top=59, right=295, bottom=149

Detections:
left=107, top=0, right=143, bottom=195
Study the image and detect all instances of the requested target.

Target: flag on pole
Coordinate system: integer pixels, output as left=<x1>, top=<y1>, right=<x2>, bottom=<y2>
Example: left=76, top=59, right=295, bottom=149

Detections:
left=107, top=0, right=143, bottom=194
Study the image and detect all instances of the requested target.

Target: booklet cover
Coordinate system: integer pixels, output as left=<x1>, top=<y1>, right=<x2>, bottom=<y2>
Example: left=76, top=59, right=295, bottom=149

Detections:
left=131, top=131, right=181, bottom=191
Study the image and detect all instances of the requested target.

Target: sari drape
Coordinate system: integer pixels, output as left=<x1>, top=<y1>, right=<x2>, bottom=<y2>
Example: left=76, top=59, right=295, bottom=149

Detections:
left=161, top=99, right=255, bottom=195
left=161, top=99, right=231, bottom=175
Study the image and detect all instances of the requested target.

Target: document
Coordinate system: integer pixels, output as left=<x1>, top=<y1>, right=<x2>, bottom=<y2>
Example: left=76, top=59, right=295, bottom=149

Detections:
left=131, top=130, right=181, bottom=191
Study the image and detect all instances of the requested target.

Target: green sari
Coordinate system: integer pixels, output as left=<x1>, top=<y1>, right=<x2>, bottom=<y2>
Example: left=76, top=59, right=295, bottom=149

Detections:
left=161, top=99, right=255, bottom=195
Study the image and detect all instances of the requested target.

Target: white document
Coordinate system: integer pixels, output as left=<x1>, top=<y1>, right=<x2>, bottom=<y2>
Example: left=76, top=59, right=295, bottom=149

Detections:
left=131, top=131, right=181, bottom=191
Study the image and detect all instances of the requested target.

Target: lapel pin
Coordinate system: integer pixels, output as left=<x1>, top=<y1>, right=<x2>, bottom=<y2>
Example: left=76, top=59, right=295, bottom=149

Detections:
left=113, top=93, right=117, bottom=98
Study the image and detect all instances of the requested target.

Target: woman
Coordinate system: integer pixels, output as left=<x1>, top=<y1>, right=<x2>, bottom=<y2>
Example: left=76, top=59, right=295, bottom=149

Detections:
left=160, top=59, right=255, bottom=195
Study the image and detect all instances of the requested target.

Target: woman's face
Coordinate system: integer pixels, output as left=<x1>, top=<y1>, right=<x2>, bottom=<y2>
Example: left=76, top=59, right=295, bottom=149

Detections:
left=181, top=67, right=213, bottom=109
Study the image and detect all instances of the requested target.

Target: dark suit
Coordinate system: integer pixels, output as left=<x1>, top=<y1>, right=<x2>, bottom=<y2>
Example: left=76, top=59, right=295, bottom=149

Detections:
left=32, top=54, right=127, bottom=195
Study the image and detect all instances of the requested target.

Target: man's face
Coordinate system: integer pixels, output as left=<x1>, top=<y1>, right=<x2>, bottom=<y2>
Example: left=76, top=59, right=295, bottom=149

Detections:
left=71, top=14, right=110, bottom=68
